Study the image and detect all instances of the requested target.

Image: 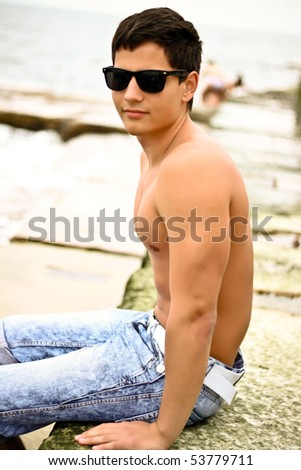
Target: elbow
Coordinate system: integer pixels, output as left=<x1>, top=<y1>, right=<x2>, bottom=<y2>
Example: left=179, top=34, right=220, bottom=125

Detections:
left=172, top=300, right=217, bottom=334
left=185, top=304, right=217, bottom=347
left=189, top=296, right=218, bottom=324
left=193, top=304, right=217, bottom=335
left=190, top=305, right=217, bottom=347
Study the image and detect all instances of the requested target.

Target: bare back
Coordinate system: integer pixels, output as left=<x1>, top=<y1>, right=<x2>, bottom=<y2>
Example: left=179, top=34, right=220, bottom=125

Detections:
left=134, top=123, right=253, bottom=366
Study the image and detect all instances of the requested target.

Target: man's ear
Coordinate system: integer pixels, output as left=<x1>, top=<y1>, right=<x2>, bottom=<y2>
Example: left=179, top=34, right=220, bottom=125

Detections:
left=182, top=71, right=199, bottom=104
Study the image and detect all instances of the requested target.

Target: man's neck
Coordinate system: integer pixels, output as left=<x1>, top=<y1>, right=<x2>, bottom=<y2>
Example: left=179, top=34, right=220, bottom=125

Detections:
left=137, top=114, right=191, bottom=167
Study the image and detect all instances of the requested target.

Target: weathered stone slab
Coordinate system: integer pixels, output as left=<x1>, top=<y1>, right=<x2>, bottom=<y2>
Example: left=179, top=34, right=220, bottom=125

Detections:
left=253, top=237, right=301, bottom=297
left=0, top=85, right=126, bottom=141
left=13, top=181, right=145, bottom=258
left=0, top=241, right=141, bottom=316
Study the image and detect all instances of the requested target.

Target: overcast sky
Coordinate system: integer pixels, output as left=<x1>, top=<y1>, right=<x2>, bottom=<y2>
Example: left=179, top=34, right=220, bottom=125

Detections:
left=1, top=0, right=301, bottom=35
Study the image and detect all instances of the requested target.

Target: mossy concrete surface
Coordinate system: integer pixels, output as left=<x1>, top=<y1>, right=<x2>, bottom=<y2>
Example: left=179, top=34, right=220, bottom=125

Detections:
left=253, top=238, right=301, bottom=296
left=39, top=255, right=301, bottom=450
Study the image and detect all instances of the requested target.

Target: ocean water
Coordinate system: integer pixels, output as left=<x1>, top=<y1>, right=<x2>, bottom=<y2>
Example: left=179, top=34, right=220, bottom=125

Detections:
left=0, top=3, right=301, bottom=97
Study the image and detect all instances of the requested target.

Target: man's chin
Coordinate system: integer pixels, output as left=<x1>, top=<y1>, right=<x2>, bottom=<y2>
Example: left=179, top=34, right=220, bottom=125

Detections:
left=122, top=125, right=145, bottom=137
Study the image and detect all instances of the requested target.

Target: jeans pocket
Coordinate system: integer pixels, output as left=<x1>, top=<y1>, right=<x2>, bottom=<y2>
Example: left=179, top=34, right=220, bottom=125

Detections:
left=126, top=321, right=159, bottom=366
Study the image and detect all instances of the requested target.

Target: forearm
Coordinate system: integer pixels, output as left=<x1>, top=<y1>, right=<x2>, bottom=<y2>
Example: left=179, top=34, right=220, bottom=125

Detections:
left=156, top=312, right=215, bottom=445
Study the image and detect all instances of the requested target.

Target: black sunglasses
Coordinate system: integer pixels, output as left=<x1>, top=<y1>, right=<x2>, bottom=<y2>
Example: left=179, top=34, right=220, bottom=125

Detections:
left=102, top=66, right=188, bottom=94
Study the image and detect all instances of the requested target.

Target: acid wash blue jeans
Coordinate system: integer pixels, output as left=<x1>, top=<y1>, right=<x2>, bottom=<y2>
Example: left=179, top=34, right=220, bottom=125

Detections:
left=0, top=309, right=245, bottom=440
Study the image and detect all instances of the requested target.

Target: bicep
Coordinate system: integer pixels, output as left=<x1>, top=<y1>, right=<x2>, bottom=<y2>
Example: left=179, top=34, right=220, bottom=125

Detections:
left=167, top=210, right=231, bottom=314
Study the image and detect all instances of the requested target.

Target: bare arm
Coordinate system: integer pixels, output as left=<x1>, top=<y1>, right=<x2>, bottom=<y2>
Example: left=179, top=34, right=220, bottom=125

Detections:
left=153, top=146, right=232, bottom=444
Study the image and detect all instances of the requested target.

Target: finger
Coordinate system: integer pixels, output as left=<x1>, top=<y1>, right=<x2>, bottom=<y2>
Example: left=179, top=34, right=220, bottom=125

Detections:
left=75, top=436, right=102, bottom=445
left=77, top=423, right=129, bottom=441
left=76, top=432, right=120, bottom=446
left=75, top=424, right=110, bottom=439
left=75, top=435, right=106, bottom=445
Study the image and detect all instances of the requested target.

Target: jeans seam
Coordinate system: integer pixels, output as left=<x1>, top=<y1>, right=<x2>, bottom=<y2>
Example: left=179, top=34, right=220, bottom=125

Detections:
left=115, top=409, right=159, bottom=423
left=0, top=392, right=163, bottom=417
left=9, top=341, right=94, bottom=348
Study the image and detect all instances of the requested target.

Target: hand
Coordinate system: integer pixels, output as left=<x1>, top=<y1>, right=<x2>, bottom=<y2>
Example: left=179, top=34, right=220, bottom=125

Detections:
left=74, top=421, right=171, bottom=450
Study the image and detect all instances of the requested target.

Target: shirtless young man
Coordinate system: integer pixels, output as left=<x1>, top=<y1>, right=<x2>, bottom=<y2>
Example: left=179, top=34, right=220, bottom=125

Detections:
left=0, top=8, right=253, bottom=450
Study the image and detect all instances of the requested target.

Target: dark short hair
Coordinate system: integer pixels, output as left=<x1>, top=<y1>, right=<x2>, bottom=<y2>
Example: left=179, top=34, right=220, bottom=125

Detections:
left=111, top=7, right=203, bottom=110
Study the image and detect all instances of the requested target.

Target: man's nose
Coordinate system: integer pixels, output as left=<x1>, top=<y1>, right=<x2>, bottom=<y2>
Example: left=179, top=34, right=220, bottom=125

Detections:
left=124, top=76, right=143, bottom=101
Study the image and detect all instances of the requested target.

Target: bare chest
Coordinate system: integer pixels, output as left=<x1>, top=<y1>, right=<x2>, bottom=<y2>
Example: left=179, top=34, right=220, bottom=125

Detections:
left=134, top=175, right=167, bottom=253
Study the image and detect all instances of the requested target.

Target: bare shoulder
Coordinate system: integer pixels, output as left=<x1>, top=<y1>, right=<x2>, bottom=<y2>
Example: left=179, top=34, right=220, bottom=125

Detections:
left=157, top=134, right=239, bottom=197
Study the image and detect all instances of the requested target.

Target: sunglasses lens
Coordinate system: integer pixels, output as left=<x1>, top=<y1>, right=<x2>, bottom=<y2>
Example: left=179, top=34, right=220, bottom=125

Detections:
left=104, top=69, right=130, bottom=91
left=137, top=71, right=166, bottom=93
left=103, top=68, right=169, bottom=93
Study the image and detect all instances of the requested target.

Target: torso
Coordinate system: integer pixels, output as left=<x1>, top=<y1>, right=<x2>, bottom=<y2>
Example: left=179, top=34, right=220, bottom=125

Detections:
left=134, top=126, right=253, bottom=367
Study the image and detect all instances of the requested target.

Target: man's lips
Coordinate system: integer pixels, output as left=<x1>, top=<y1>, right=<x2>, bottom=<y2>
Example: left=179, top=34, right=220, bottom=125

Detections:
left=123, top=109, right=147, bottom=119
